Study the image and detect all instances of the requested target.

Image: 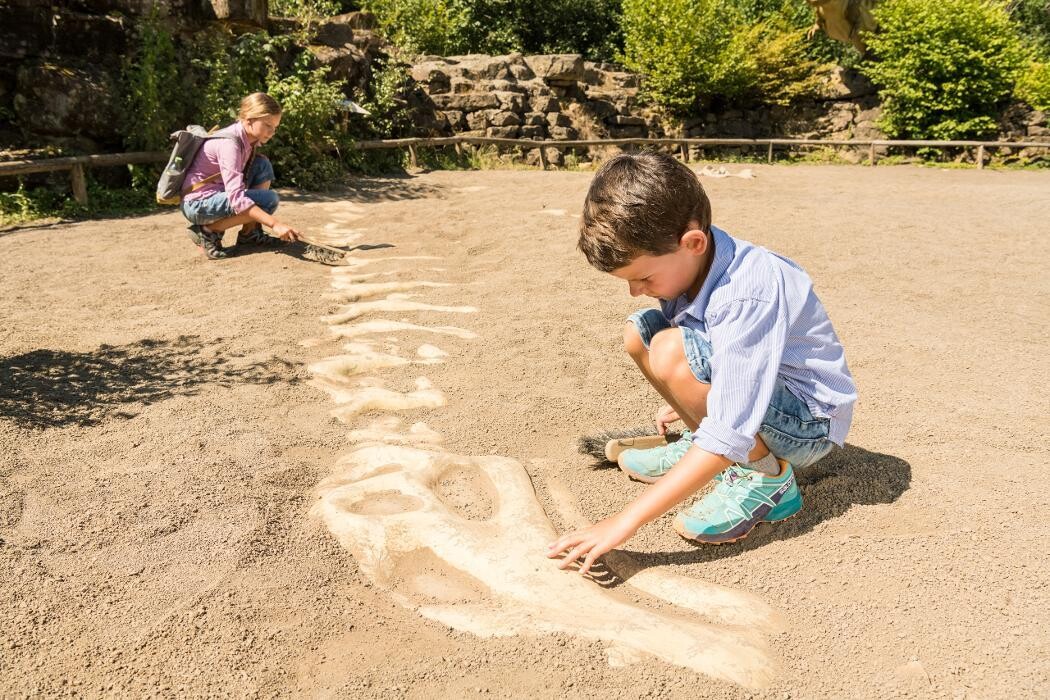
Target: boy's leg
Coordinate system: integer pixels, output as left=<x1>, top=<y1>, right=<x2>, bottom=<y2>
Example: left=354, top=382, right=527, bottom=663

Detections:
left=624, top=322, right=704, bottom=431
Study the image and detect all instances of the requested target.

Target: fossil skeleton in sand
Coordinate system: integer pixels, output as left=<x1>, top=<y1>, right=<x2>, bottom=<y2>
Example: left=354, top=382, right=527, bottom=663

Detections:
left=314, top=445, right=781, bottom=688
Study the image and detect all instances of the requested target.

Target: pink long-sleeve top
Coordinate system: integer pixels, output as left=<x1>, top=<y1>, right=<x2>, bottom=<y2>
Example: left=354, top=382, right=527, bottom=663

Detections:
left=180, top=121, right=256, bottom=214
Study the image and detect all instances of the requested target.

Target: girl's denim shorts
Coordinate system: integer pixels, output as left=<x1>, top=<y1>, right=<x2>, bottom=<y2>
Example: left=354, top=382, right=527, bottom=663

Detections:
left=629, top=308, right=836, bottom=468
left=180, top=155, right=278, bottom=225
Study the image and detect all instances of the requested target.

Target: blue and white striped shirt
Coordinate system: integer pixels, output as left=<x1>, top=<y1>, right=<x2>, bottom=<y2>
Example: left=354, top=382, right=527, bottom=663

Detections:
left=660, top=226, right=857, bottom=463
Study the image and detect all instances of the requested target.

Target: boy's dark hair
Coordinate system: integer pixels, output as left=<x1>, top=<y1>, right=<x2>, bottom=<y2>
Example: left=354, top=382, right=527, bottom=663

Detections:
left=578, top=151, right=712, bottom=272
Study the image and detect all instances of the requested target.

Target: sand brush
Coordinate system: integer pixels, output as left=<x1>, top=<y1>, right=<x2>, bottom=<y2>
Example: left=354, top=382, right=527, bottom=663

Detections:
left=577, top=427, right=681, bottom=463
left=263, top=229, right=351, bottom=265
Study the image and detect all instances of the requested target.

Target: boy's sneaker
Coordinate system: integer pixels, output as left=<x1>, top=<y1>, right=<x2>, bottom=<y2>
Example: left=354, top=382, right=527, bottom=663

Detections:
left=186, top=224, right=202, bottom=246
left=673, top=460, right=802, bottom=545
left=617, top=430, right=693, bottom=483
left=237, top=225, right=281, bottom=247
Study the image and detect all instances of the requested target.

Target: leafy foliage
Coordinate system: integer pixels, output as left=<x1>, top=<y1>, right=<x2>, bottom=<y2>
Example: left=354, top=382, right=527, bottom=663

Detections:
left=1008, top=0, right=1050, bottom=49
left=861, top=0, right=1027, bottom=140
left=620, top=0, right=822, bottom=112
left=364, top=0, right=622, bottom=60
left=1015, top=59, right=1050, bottom=109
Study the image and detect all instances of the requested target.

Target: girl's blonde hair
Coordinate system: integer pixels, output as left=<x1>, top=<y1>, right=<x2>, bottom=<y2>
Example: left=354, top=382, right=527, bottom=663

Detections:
left=238, top=92, right=282, bottom=121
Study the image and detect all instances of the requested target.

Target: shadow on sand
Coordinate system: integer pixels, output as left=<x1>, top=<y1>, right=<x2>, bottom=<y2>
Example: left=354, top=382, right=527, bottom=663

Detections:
left=281, top=174, right=442, bottom=205
left=619, top=443, right=912, bottom=566
left=0, top=336, right=297, bottom=430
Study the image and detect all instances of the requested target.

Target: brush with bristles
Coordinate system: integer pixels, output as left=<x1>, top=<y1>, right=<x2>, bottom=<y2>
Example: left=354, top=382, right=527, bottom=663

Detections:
left=577, top=427, right=682, bottom=463
left=264, top=230, right=351, bottom=265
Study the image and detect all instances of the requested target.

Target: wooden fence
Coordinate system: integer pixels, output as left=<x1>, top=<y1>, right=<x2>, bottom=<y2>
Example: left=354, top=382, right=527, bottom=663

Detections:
left=2, top=136, right=1048, bottom=205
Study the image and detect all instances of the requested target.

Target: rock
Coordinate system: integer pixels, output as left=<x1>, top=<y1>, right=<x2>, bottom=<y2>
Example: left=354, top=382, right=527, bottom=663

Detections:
left=509, top=62, right=535, bottom=81
left=488, top=111, right=521, bottom=127
left=519, top=125, right=545, bottom=139
left=1026, top=110, right=1046, bottom=127
left=526, top=147, right=564, bottom=166
left=412, top=68, right=450, bottom=95
left=613, top=115, right=646, bottom=126
left=547, top=112, right=571, bottom=128
left=466, top=111, right=490, bottom=131
left=14, top=60, right=121, bottom=142
left=205, top=0, right=268, bottom=26
left=609, top=125, right=645, bottom=138
left=494, top=92, right=526, bottom=113
left=585, top=99, right=618, bottom=120
left=522, top=112, right=547, bottom=126
left=1027, top=125, right=1048, bottom=138
left=53, top=11, right=128, bottom=63
left=446, top=54, right=516, bottom=81
left=853, top=120, right=883, bottom=139
left=0, top=1, right=52, bottom=60
left=524, top=54, right=584, bottom=84
left=530, top=95, right=560, bottom=113
left=430, top=92, right=500, bottom=111
left=307, top=44, right=369, bottom=90
left=449, top=78, right=475, bottom=95
left=855, top=107, right=881, bottom=124
left=486, top=126, right=520, bottom=138
left=488, top=79, right=526, bottom=94
left=440, top=110, right=465, bottom=130
left=549, top=125, right=578, bottom=140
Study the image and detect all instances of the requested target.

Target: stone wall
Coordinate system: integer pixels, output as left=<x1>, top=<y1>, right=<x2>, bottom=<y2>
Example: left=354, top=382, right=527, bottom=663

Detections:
left=0, top=3, right=387, bottom=154
left=408, top=53, right=1049, bottom=164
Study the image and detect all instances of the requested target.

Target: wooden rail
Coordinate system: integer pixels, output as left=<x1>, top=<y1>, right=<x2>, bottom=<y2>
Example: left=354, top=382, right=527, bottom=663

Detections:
left=2, top=137, right=1048, bottom=204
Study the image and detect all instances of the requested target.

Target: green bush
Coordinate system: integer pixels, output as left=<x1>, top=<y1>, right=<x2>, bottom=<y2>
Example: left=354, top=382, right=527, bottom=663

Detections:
left=620, top=0, right=822, bottom=112
left=861, top=0, right=1026, bottom=140
left=1009, top=0, right=1050, bottom=49
left=1015, top=59, right=1050, bottom=109
left=364, top=0, right=622, bottom=60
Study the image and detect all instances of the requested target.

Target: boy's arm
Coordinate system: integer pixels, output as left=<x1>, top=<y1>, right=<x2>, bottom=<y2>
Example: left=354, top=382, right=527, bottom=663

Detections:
left=547, top=445, right=731, bottom=575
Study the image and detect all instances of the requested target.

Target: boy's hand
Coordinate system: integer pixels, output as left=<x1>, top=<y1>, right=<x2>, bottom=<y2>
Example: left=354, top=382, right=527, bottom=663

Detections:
left=546, top=514, right=638, bottom=576
left=655, top=404, right=680, bottom=435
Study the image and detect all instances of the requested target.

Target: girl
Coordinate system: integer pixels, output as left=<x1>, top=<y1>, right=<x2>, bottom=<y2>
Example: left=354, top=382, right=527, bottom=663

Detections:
left=180, top=92, right=301, bottom=259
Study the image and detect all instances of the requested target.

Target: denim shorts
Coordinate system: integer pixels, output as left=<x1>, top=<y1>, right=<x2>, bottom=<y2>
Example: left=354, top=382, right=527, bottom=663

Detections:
left=180, top=155, right=278, bottom=225
left=628, top=308, right=836, bottom=467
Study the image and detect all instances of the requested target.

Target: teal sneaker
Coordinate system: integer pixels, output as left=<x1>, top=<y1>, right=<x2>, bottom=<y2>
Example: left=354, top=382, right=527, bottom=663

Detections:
left=673, top=460, right=802, bottom=544
left=617, top=430, right=693, bottom=483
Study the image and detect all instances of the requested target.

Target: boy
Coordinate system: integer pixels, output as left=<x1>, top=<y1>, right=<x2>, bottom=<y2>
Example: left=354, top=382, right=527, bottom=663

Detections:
left=548, top=152, right=856, bottom=575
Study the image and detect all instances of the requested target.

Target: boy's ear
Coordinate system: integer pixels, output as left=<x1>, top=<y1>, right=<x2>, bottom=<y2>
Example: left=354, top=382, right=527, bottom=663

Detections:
left=680, top=228, right=709, bottom=256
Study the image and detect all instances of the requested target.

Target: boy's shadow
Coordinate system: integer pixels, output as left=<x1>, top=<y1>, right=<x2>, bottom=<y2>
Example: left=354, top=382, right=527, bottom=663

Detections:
left=623, top=444, right=911, bottom=566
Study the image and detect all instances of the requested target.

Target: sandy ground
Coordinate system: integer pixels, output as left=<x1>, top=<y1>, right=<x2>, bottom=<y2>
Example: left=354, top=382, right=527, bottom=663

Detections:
left=1, top=163, right=1048, bottom=698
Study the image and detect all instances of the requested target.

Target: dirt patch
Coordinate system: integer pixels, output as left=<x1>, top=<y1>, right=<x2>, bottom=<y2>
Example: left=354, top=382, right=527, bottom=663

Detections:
left=1, top=166, right=1047, bottom=697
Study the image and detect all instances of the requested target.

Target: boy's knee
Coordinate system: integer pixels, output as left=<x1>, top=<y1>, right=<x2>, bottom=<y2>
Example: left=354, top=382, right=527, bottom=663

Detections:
left=623, top=322, right=647, bottom=358
left=648, top=330, right=688, bottom=381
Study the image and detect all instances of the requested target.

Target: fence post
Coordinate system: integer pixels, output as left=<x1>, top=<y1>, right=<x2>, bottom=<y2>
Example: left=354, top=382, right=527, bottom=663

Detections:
left=868, top=143, right=876, bottom=167
left=767, top=142, right=774, bottom=164
left=407, top=144, right=418, bottom=168
left=680, top=143, right=689, bottom=162
left=454, top=142, right=463, bottom=159
left=70, top=164, right=88, bottom=205
left=977, top=144, right=985, bottom=170
left=538, top=146, right=549, bottom=171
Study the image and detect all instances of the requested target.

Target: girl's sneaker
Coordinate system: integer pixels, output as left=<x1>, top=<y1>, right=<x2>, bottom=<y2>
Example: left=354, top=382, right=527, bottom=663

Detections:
left=237, top=224, right=281, bottom=247
left=196, top=226, right=227, bottom=259
left=616, top=430, right=693, bottom=483
left=673, top=460, right=802, bottom=544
